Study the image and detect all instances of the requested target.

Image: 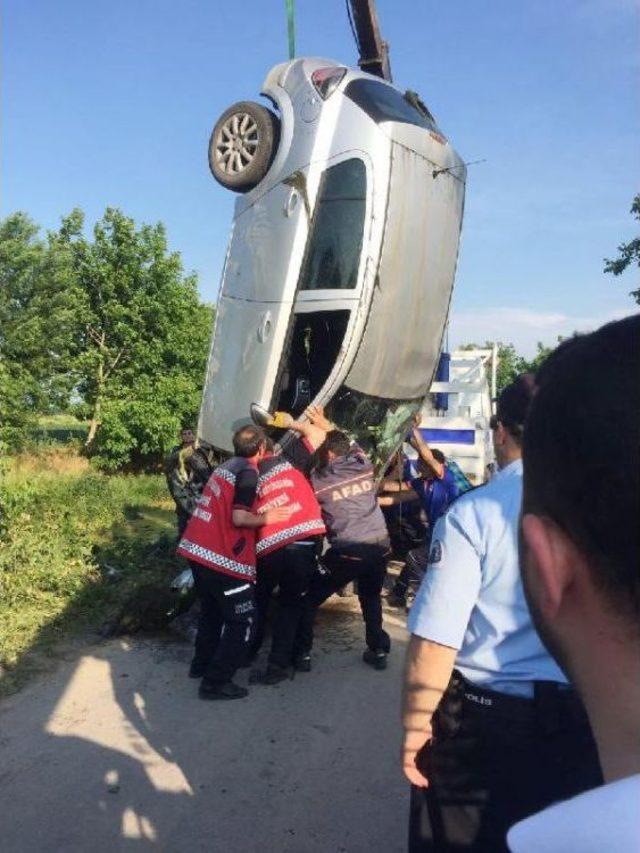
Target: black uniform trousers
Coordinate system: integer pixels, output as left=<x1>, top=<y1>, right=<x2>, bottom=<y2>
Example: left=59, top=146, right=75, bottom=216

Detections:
left=409, top=670, right=603, bottom=852
left=190, top=561, right=256, bottom=684
left=297, top=541, right=391, bottom=654
left=382, top=505, right=427, bottom=561
left=391, top=538, right=431, bottom=598
left=253, top=542, right=318, bottom=668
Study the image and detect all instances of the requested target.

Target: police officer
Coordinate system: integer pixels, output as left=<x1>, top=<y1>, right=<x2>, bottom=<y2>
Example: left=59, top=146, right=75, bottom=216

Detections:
left=297, top=429, right=392, bottom=670
left=401, top=375, right=602, bottom=851
left=177, top=425, right=292, bottom=700
left=509, top=317, right=640, bottom=850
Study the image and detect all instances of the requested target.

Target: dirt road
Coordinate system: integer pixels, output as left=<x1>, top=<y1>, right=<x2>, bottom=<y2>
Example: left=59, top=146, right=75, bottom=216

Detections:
left=0, top=596, right=409, bottom=852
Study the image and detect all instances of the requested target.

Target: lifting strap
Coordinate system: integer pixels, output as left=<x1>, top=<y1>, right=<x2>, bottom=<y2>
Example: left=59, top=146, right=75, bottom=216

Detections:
left=285, top=0, right=296, bottom=59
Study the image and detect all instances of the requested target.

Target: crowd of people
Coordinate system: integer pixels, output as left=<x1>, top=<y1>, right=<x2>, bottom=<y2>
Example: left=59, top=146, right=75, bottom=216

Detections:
left=164, top=314, right=639, bottom=852
left=170, top=404, right=395, bottom=696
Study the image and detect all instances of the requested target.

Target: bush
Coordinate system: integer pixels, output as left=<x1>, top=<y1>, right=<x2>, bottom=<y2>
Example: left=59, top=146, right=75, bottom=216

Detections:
left=0, top=457, right=182, bottom=694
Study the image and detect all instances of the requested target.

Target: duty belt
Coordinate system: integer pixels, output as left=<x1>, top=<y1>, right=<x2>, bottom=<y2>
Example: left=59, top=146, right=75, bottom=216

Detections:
left=450, top=670, right=584, bottom=734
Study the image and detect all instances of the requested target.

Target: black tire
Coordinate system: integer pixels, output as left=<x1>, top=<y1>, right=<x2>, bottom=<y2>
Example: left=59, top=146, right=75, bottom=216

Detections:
left=208, top=101, right=280, bottom=192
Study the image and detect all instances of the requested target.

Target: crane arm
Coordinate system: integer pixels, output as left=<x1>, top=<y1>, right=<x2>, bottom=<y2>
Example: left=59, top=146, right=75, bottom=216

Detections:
left=347, top=0, right=392, bottom=82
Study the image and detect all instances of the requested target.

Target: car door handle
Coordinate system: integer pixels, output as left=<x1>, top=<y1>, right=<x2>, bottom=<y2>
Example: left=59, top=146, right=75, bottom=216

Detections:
left=257, top=311, right=272, bottom=343
left=285, top=189, right=299, bottom=218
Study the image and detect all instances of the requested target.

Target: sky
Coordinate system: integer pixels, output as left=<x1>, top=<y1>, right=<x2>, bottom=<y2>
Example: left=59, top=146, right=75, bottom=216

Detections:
left=3, top=0, right=639, bottom=356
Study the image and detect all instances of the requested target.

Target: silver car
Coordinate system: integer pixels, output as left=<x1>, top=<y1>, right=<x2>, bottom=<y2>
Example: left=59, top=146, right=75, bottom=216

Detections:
left=199, top=57, right=466, bottom=464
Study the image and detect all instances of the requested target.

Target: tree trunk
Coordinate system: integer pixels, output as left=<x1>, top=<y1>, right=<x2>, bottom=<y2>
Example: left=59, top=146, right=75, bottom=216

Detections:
left=85, top=396, right=101, bottom=450
left=85, top=337, right=105, bottom=451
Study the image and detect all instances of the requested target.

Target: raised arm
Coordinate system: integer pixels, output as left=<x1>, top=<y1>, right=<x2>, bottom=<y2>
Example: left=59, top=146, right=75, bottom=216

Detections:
left=289, top=419, right=328, bottom=452
left=289, top=404, right=334, bottom=451
left=411, top=415, right=445, bottom=480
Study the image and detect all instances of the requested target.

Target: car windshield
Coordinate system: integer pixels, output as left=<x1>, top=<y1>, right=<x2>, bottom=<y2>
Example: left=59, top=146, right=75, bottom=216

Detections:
left=298, top=158, right=366, bottom=290
left=344, top=78, right=440, bottom=133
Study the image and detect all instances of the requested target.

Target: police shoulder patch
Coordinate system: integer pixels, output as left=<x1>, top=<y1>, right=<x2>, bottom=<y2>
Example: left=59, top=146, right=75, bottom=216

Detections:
left=429, top=540, right=443, bottom=564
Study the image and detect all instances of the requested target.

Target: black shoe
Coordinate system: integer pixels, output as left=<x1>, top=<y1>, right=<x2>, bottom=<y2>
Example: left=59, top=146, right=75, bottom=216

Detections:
left=386, top=590, right=407, bottom=609
left=256, top=663, right=290, bottom=685
left=188, top=660, right=207, bottom=679
left=199, top=680, right=248, bottom=700
left=363, top=649, right=388, bottom=671
left=293, top=653, right=312, bottom=673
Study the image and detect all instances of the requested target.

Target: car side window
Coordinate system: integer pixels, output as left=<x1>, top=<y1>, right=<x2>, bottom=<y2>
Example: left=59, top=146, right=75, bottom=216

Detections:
left=299, top=158, right=366, bottom=291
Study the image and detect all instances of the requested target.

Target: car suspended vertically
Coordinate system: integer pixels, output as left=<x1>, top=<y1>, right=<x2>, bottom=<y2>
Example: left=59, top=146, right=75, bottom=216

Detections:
left=199, top=57, right=466, bottom=466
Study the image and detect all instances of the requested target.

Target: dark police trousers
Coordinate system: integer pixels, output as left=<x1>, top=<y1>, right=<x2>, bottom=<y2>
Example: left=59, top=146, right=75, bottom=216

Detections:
left=297, top=541, right=390, bottom=653
left=409, top=670, right=603, bottom=852
left=254, top=542, right=318, bottom=668
left=190, top=561, right=256, bottom=684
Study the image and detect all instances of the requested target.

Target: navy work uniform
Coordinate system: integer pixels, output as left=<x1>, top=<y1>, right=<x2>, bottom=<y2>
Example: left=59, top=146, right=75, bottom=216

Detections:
left=297, top=446, right=391, bottom=664
left=407, top=459, right=602, bottom=852
left=390, top=458, right=470, bottom=602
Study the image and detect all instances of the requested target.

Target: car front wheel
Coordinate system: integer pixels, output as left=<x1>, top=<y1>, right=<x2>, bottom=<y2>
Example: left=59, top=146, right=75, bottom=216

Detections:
left=208, top=101, right=280, bottom=192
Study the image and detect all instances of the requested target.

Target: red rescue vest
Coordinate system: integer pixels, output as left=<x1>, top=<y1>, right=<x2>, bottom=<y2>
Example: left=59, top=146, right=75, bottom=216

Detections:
left=255, top=456, right=326, bottom=557
left=177, top=456, right=258, bottom=582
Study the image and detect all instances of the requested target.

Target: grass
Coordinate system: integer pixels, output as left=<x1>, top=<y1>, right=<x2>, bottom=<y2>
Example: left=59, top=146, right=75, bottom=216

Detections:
left=30, top=413, right=89, bottom=445
left=0, top=448, right=185, bottom=696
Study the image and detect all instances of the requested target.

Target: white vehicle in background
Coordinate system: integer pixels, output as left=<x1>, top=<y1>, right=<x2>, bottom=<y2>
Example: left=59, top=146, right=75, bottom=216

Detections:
left=409, top=347, right=497, bottom=485
left=198, top=53, right=466, bottom=465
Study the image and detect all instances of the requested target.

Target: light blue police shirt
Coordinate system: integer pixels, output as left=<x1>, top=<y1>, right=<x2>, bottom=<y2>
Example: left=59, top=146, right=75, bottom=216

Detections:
left=407, top=458, right=568, bottom=697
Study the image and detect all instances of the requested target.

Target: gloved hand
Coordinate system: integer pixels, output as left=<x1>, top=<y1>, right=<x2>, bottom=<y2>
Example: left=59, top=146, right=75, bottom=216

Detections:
left=267, top=411, right=294, bottom=429
left=250, top=403, right=294, bottom=429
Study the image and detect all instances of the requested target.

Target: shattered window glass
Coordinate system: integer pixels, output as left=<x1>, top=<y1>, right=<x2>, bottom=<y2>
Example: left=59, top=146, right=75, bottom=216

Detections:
left=299, top=158, right=366, bottom=290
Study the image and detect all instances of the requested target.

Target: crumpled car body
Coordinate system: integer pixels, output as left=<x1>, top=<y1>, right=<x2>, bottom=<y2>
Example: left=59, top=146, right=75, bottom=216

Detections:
left=199, top=57, right=466, bottom=464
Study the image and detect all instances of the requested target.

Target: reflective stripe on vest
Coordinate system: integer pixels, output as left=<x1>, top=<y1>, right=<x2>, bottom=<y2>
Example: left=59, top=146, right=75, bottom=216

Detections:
left=177, top=456, right=257, bottom=580
left=178, top=539, right=255, bottom=578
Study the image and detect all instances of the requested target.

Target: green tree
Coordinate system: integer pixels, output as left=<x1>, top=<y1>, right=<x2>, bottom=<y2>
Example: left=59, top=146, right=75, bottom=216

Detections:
left=54, top=208, right=212, bottom=469
left=604, top=193, right=640, bottom=304
left=0, top=213, right=78, bottom=448
left=525, top=341, right=555, bottom=374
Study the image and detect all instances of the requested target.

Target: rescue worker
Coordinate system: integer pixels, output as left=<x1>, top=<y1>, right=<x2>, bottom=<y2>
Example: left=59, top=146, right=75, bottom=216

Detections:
left=401, top=375, right=602, bottom=851
left=297, top=429, right=392, bottom=671
left=380, top=420, right=471, bottom=607
left=176, top=425, right=292, bottom=700
left=252, top=421, right=326, bottom=684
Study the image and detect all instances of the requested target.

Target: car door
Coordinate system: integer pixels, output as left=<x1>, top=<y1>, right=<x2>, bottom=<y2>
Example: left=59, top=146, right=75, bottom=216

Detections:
left=270, top=153, right=377, bottom=414
left=199, top=173, right=309, bottom=451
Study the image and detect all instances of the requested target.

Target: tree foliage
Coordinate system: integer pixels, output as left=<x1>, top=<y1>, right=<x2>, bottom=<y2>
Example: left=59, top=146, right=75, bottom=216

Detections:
left=0, top=214, right=78, bottom=449
left=0, top=208, right=213, bottom=468
left=604, top=193, right=640, bottom=304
